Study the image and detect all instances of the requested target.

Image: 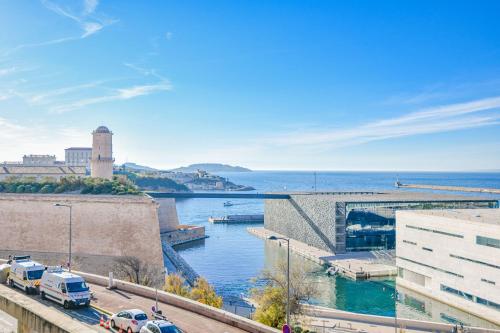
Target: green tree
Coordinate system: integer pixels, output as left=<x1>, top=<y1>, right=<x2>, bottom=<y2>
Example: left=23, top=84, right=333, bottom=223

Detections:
left=189, top=277, right=223, bottom=308
left=163, top=274, right=189, bottom=297
left=16, top=185, right=25, bottom=193
left=251, top=259, right=318, bottom=328
left=252, top=286, right=286, bottom=328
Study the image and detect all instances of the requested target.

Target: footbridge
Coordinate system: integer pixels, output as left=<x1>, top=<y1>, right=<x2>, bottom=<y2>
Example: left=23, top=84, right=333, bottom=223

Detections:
left=146, top=192, right=291, bottom=199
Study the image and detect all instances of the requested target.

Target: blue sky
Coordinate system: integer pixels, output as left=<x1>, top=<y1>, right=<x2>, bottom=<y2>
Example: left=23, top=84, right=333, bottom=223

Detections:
left=1, top=0, right=500, bottom=171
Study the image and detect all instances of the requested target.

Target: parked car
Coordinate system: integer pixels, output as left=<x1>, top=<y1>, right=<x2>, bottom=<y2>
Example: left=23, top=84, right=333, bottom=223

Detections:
left=140, top=320, right=183, bottom=333
left=110, top=309, right=148, bottom=333
left=39, top=266, right=91, bottom=309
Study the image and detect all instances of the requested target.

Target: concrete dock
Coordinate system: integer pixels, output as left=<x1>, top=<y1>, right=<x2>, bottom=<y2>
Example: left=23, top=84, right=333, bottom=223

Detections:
left=397, top=183, right=500, bottom=194
left=248, top=227, right=397, bottom=279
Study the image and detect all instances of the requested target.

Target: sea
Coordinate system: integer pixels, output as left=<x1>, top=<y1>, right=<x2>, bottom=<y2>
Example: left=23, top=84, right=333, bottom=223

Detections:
left=172, top=171, right=500, bottom=328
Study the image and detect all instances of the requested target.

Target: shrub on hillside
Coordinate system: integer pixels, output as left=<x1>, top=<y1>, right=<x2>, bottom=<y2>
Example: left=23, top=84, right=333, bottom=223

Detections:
left=0, top=176, right=140, bottom=195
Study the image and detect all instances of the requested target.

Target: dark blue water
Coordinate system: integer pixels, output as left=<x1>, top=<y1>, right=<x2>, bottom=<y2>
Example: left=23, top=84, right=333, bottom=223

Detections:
left=174, top=171, right=500, bottom=326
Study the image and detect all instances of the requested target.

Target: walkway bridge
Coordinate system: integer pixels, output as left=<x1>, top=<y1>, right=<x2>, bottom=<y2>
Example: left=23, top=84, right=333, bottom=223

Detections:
left=146, top=192, right=291, bottom=199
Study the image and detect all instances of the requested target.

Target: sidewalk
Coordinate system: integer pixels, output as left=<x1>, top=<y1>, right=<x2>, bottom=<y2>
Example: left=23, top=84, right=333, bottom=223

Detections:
left=247, top=227, right=397, bottom=279
left=306, top=316, right=424, bottom=333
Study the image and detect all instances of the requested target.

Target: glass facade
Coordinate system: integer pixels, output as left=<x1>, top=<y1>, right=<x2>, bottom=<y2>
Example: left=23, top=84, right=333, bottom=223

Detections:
left=441, top=284, right=500, bottom=312
left=344, top=200, right=496, bottom=251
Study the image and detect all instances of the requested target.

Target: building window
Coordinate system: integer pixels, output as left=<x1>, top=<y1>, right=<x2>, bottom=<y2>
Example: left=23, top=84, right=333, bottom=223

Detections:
left=406, top=225, right=463, bottom=238
left=477, top=297, right=500, bottom=311
left=440, top=284, right=473, bottom=301
left=476, top=236, right=500, bottom=249
left=450, top=254, right=500, bottom=270
left=422, top=247, right=433, bottom=252
left=441, top=285, right=500, bottom=311
left=398, top=257, right=463, bottom=278
left=403, top=240, right=417, bottom=245
left=481, top=278, right=495, bottom=285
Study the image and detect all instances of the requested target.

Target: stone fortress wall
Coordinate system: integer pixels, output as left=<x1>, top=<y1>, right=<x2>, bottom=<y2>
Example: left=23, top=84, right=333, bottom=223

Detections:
left=0, top=193, right=166, bottom=277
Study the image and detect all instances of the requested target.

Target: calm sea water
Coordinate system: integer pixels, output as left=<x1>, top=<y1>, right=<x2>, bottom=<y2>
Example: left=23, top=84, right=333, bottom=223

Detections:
left=173, top=171, right=500, bottom=327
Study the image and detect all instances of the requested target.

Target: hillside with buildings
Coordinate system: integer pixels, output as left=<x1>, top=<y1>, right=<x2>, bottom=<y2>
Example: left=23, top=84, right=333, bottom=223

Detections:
left=1, top=126, right=254, bottom=193
left=170, top=163, right=251, bottom=173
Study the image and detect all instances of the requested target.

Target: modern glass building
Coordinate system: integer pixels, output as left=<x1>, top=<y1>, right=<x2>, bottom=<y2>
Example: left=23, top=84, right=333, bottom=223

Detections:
left=264, top=191, right=498, bottom=253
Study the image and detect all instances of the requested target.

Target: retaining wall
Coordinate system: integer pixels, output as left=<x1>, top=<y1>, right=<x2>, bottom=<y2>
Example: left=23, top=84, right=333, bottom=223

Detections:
left=302, top=304, right=500, bottom=333
left=161, top=226, right=206, bottom=246
left=161, top=241, right=200, bottom=286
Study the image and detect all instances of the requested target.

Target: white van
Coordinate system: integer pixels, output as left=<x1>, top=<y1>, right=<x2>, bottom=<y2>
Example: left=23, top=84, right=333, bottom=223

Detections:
left=40, top=266, right=91, bottom=309
left=8, top=255, right=45, bottom=294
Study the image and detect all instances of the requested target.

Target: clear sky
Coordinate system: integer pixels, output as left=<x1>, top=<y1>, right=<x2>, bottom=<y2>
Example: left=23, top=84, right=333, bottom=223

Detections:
left=1, top=0, right=500, bottom=171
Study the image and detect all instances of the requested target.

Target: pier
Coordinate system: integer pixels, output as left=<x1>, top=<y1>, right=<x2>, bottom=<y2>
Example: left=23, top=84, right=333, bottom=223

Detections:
left=396, top=183, right=500, bottom=194
left=248, top=227, right=397, bottom=280
left=209, top=214, right=264, bottom=224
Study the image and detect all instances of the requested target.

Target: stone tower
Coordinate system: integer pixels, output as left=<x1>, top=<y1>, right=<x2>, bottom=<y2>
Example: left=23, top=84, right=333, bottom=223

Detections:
left=90, top=126, right=114, bottom=179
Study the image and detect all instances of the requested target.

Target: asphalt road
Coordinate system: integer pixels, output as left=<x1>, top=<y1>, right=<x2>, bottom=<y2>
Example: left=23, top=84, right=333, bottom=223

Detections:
left=3, top=282, right=248, bottom=333
left=89, top=283, right=247, bottom=333
left=3, top=283, right=109, bottom=332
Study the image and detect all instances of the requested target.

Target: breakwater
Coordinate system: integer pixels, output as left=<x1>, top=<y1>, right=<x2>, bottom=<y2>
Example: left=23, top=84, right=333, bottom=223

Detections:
left=161, top=240, right=200, bottom=286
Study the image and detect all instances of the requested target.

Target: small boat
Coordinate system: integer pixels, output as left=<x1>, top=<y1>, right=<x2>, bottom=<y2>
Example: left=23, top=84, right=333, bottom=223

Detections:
left=223, top=201, right=234, bottom=207
left=326, top=267, right=339, bottom=276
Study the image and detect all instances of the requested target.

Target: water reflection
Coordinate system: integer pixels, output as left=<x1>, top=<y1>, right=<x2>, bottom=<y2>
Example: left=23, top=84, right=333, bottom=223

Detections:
left=396, top=286, right=500, bottom=329
left=263, top=240, right=500, bottom=329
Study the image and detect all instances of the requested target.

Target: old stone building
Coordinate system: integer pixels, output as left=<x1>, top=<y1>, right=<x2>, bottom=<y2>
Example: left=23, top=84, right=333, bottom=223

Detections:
left=90, top=126, right=114, bottom=180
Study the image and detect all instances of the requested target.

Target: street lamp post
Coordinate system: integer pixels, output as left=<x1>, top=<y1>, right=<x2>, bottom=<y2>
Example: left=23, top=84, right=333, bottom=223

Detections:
left=268, top=235, right=290, bottom=328
left=54, top=203, right=72, bottom=271
left=392, top=291, right=398, bottom=333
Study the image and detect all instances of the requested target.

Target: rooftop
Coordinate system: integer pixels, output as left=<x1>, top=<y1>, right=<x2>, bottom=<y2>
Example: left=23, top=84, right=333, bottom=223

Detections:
left=94, top=126, right=111, bottom=134
left=65, top=147, right=92, bottom=150
left=285, top=191, right=498, bottom=203
left=0, top=166, right=86, bottom=174
left=400, top=208, right=500, bottom=226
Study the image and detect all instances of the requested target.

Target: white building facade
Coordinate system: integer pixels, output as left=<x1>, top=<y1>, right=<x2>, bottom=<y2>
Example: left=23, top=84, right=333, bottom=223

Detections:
left=65, top=148, right=92, bottom=168
left=396, top=209, right=500, bottom=326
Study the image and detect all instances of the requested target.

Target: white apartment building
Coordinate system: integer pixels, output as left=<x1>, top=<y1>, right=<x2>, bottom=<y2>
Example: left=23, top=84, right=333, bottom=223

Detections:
left=396, top=209, right=500, bottom=326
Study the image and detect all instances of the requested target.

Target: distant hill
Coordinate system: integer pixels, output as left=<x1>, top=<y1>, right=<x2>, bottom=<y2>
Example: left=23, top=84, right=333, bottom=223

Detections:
left=122, top=162, right=158, bottom=172
left=170, top=163, right=251, bottom=173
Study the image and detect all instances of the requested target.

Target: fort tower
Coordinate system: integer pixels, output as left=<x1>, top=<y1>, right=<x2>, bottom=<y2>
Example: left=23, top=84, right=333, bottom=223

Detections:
left=90, top=126, right=114, bottom=179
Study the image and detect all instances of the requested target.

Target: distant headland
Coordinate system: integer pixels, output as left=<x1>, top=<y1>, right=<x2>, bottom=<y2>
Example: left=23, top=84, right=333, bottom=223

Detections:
left=170, top=163, right=252, bottom=173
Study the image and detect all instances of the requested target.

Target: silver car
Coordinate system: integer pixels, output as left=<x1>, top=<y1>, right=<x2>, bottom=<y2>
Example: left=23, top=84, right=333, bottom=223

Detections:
left=110, top=309, right=148, bottom=333
left=139, top=320, right=183, bottom=333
